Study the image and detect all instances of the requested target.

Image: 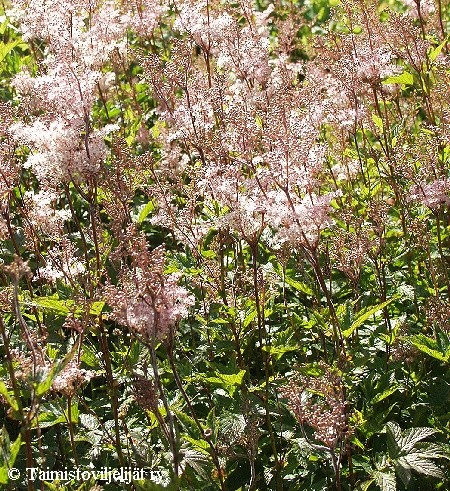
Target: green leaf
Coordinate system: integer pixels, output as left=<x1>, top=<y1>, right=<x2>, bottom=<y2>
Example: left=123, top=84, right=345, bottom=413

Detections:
left=215, top=371, right=246, bottom=387
left=89, top=301, right=105, bottom=316
left=414, top=443, right=450, bottom=460
left=409, top=334, right=450, bottom=362
left=373, top=470, right=396, bottom=491
left=35, top=364, right=61, bottom=397
left=183, top=435, right=210, bottom=455
left=383, top=71, right=414, bottom=86
left=386, top=421, right=402, bottom=458
left=371, top=385, right=399, bottom=404
left=343, top=298, right=396, bottom=338
left=283, top=276, right=314, bottom=296
left=27, top=294, right=71, bottom=315
left=400, top=427, right=437, bottom=453
left=429, top=34, right=450, bottom=62
left=272, top=263, right=313, bottom=295
left=9, top=433, right=21, bottom=467
left=0, top=40, right=22, bottom=64
left=33, top=401, right=78, bottom=429
left=25, top=295, right=104, bottom=318
left=0, top=17, right=9, bottom=36
left=182, top=448, right=210, bottom=480
left=0, top=469, right=7, bottom=485
left=173, top=409, right=199, bottom=436
left=356, top=480, right=375, bottom=491
left=372, top=113, right=384, bottom=131
left=219, top=412, right=246, bottom=442
left=395, top=458, right=412, bottom=487
left=0, top=380, right=18, bottom=411
left=35, top=343, right=78, bottom=397
left=0, top=428, right=20, bottom=483
left=81, top=344, right=102, bottom=369
left=43, top=483, right=62, bottom=491
left=0, top=428, right=22, bottom=489
left=34, top=410, right=66, bottom=429
left=403, top=453, right=444, bottom=478
left=203, top=369, right=246, bottom=396
left=137, top=200, right=155, bottom=223
left=243, top=307, right=257, bottom=328
left=261, top=344, right=300, bottom=361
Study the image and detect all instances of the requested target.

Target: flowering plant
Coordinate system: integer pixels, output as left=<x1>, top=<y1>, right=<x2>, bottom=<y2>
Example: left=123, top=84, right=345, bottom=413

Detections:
left=0, top=1, right=449, bottom=490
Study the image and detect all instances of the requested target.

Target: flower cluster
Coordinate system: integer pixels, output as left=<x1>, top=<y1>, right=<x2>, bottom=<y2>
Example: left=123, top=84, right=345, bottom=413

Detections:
left=52, top=359, right=95, bottom=397
left=142, top=0, right=344, bottom=252
left=281, top=366, right=349, bottom=449
left=11, top=349, right=95, bottom=397
left=104, top=232, right=194, bottom=341
left=8, top=0, right=164, bottom=187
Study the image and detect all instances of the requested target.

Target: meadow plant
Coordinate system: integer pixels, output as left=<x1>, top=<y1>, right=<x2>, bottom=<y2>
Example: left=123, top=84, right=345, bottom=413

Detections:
left=0, top=0, right=449, bottom=490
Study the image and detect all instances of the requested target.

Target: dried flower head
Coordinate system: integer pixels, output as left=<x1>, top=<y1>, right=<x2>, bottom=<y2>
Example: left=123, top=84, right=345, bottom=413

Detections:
left=132, top=376, right=158, bottom=412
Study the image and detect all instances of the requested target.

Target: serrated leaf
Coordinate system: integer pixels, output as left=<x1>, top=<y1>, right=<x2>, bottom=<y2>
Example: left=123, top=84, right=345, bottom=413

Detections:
left=399, top=427, right=437, bottom=453
left=396, top=458, right=412, bottom=487
left=414, top=443, right=450, bottom=460
left=181, top=448, right=209, bottom=480
left=343, top=298, right=396, bottom=338
left=404, top=454, right=444, bottom=478
left=219, top=413, right=246, bottom=443
left=373, top=470, right=396, bottom=491
left=386, top=421, right=402, bottom=458
left=80, top=413, right=99, bottom=431
left=409, top=334, right=449, bottom=362
left=183, top=435, right=210, bottom=455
